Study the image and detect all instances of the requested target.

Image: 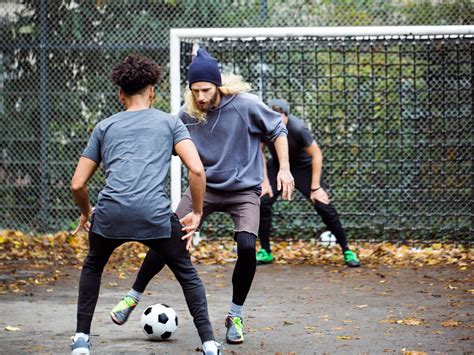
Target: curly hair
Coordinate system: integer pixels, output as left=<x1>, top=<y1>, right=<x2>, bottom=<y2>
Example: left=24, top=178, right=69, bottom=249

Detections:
left=111, top=55, right=161, bottom=95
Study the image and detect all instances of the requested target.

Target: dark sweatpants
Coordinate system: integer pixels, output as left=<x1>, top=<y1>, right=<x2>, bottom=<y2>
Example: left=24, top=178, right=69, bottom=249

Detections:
left=76, top=214, right=214, bottom=343
left=259, top=159, right=349, bottom=253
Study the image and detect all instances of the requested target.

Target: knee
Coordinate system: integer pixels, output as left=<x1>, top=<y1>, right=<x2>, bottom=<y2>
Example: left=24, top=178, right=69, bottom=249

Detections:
left=235, top=232, right=256, bottom=256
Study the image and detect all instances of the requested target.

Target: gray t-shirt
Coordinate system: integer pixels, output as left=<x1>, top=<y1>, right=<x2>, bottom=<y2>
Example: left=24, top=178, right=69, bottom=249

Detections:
left=82, top=108, right=190, bottom=240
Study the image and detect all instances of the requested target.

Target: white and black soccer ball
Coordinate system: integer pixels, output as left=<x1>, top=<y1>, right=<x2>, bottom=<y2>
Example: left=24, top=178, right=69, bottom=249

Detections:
left=320, top=231, right=337, bottom=247
left=140, top=303, right=178, bottom=340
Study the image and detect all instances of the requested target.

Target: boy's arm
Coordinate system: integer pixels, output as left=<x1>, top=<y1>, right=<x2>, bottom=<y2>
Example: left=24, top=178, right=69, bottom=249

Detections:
left=260, top=143, right=273, bottom=198
left=174, top=139, right=206, bottom=250
left=304, top=141, right=330, bottom=205
left=71, top=156, right=98, bottom=233
left=273, top=135, right=294, bottom=200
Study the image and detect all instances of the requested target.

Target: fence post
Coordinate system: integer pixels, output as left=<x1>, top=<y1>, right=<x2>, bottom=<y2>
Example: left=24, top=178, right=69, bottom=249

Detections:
left=39, top=0, right=49, bottom=230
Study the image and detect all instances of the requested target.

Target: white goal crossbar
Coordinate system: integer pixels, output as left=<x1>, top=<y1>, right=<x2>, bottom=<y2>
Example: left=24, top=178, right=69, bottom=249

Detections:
left=168, top=25, right=474, bottom=210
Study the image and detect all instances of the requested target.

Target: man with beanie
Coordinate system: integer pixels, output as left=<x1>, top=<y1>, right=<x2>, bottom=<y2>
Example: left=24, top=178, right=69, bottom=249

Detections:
left=257, top=99, right=360, bottom=267
left=110, top=49, right=295, bottom=345
left=70, top=55, right=219, bottom=355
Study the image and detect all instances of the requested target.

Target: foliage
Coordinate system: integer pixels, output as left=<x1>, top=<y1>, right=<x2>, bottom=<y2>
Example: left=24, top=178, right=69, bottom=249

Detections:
left=0, top=229, right=472, bottom=293
left=0, top=0, right=472, bottom=238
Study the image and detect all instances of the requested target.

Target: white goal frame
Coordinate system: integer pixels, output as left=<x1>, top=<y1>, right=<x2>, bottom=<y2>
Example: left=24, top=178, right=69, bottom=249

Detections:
left=168, top=25, right=474, bottom=210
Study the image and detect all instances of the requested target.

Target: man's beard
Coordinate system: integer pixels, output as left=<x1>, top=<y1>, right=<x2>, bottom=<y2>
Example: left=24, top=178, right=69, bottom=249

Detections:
left=196, top=91, right=219, bottom=112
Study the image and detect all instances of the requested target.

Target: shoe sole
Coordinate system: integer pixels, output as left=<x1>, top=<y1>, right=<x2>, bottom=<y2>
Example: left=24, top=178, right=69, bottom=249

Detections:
left=257, top=260, right=273, bottom=265
left=110, top=312, right=125, bottom=325
left=346, top=262, right=361, bottom=267
left=226, top=337, right=244, bottom=344
left=71, top=348, right=90, bottom=355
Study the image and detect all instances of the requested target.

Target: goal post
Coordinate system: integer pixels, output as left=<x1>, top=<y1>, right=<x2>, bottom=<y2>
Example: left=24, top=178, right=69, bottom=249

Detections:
left=169, top=25, right=474, bottom=239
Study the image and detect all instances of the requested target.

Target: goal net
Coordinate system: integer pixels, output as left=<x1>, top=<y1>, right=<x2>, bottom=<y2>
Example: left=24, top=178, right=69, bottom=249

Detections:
left=170, top=26, right=473, bottom=241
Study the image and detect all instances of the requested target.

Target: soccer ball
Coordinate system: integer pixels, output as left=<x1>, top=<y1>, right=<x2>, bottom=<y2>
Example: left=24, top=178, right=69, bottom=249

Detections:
left=320, top=231, right=337, bottom=247
left=140, top=303, right=178, bottom=340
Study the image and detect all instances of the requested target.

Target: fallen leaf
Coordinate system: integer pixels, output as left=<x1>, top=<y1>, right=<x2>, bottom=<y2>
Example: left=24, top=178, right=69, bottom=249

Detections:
left=336, top=335, right=360, bottom=340
left=356, top=304, right=368, bottom=308
left=397, top=318, right=424, bottom=326
left=5, top=326, right=21, bottom=331
left=441, top=319, right=461, bottom=327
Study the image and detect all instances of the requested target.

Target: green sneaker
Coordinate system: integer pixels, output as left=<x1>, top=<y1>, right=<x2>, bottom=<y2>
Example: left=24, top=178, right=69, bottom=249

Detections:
left=225, top=316, right=244, bottom=344
left=344, top=250, right=361, bottom=267
left=110, top=295, right=138, bottom=325
left=256, top=248, right=274, bottom=264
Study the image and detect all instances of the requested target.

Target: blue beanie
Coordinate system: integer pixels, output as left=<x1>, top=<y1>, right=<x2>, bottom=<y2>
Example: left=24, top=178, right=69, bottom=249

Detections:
left=268, top=99, right=290, bottom=115
left=188, top=48, right=222, bottom=88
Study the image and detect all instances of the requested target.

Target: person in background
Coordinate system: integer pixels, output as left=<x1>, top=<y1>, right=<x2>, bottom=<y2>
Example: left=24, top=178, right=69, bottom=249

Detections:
left=257, top=99, right=360, bottom=268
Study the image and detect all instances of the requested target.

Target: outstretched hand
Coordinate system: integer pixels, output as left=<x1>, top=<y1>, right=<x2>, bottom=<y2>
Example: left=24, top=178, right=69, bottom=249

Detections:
left=72, top=207, right=94, bottom=235
left=179, top=212, right=202, bottom=250
left=277, top=168, right=295, bottom=200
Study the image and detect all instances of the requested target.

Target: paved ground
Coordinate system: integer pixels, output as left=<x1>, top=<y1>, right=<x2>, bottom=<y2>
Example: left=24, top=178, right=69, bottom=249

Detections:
left=1, top=263, right=473, bottom=354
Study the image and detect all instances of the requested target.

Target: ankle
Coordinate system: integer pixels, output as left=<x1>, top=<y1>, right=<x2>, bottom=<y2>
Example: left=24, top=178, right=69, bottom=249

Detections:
left=202, top=340, right=218, bottom=353
left=74, top=333, right=89, bottom=342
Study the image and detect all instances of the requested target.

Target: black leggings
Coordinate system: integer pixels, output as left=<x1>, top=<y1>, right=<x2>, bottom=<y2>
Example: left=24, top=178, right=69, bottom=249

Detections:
left=133, top=231, right=257, bottom=307
left=76, top=215, right=214, bottom=343
left=259, top=159, right=349, bottom=253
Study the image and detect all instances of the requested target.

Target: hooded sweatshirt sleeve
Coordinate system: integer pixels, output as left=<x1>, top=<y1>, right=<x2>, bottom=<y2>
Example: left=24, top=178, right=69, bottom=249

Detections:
left=242, top=94, right=288, bottom=142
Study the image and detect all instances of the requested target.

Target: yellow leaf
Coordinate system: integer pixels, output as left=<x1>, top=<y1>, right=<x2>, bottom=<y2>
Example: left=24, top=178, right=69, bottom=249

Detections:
left=446, top=285, right=458, bottom=290
left=441, top=319, right=461, bottom=327
left=336, top=335, right=360, bottom=340
left=431, top=243, right=442, bottom=250
left=138, top=252, right=147, bottom=259
left=399, top=318, right=424, bottom=326
left=356, top=304, right=368, bottom=308
left=403, top=351, right=427, bottom=355
left=0, top=236, right=5, bottom=244
left=5, top=326, right=21, bottom=331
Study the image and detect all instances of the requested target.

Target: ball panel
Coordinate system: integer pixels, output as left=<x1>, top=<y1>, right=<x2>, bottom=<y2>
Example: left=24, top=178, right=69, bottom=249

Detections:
left=158, top=313, right=169, bottom=324
left=144, top=324, right=153, bottom=335
left=161, top=331, right=172, bottom=340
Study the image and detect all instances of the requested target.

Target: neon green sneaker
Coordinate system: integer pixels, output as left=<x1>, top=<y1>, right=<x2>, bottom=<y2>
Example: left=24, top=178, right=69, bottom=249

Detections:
left=256, top=248, right=274, bottom=264
left=344, top=250, right=361, bottom=267
left=110, top=295, right=138, bottom=325
left=225, top=316, right=244, bottom=344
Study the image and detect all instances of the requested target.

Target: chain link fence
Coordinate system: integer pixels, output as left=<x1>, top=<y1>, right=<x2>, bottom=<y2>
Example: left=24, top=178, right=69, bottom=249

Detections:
left=1, top=1, right=473, bottom=241
left=180, top=34, right=473, bottom=241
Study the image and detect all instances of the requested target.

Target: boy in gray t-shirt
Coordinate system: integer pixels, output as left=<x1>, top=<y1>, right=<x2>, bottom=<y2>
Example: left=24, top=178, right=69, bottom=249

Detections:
left=70, top=55, right=219, bottom=355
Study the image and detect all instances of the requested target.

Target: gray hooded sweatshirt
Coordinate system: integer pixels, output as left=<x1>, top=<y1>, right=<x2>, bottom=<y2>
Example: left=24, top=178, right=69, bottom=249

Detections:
left=179, top=93, right=287, bottom=191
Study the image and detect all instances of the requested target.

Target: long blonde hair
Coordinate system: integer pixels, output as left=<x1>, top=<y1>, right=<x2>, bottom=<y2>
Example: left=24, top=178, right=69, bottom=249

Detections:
left=184, top=73, right=251, bottom=122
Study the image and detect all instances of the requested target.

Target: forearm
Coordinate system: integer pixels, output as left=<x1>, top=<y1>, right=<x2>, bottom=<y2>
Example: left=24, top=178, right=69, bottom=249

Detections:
left=71, top=187, right=93, bottom=216
left=188, top=170, right=205, bottom=215
left=311, top=152, right=323, bottom=190
left=273, top=135, right=290, bottom=170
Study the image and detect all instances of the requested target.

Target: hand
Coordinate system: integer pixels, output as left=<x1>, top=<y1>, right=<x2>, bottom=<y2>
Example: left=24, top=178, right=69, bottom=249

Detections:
left=310, top=188, right=330, bottom=205
left=260, top=177, right=274, bottom=198
left=72, top=207, right=94, bottom=235
left=277, top=168, right=295, bottom=200
left=179, top=212, right=202, bottom=250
